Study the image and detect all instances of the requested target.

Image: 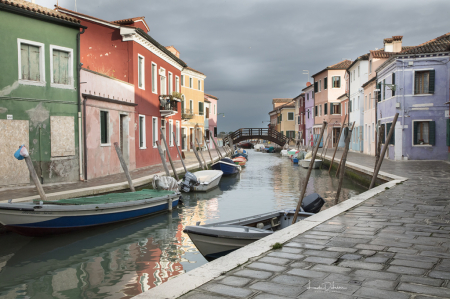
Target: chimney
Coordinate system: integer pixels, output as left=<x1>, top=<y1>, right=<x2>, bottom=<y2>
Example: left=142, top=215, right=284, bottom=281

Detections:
left=165, top=46, right=180, bottom=58
left=383, top=38, right=394, bottom=52
left=384, top=36, right=403, bottom=53
left=306, top=82, right=311, bottom=87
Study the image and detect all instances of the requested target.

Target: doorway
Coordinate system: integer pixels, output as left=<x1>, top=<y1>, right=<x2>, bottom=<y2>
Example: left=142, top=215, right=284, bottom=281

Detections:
left=182, top=127, right=187, bottom=150
left=333, top=127, right=341, bottom=148
left=189, top=127, right=194, bottom=150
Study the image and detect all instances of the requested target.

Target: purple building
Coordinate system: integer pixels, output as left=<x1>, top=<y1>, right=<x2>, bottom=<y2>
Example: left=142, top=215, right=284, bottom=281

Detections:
left=376, top=32, right=450, bottom=161
left=303, top=83, right=315, bottom=147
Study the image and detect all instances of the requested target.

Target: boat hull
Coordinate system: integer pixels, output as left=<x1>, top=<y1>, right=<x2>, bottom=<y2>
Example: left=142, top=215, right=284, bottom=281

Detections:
left=192, top=170, right=223, bottom=192
left=300, top=159, right=322, bottom=169
left=211, top=161, right=241, bottom=175
left=0, top=194, right=180, bottom=236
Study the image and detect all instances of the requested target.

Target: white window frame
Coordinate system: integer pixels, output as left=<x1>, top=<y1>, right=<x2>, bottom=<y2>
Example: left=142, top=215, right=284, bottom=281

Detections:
left=100, top=109, right=111, bottom=146
left=49, top=45, right=74, bottom=89
left=17, top=38, right=46, bottom=86
left=332, top=76, right=341, bottom=88
left=181, top=74, right=185, bottom=87
left=168, top=72, right=173, bottom=94
left=169, top=119, right=174, bottom=146
left=138, top=54, right=145, bottom=90
left=189, top=77, right=193, bottom=88
left=152, top=116, right=158, bottom=148
left=160, top=67, right=166, bottom=95
left=413, top=69, right=434, bottom=96
left=175, top=75, right=180, bottom=92
left=139, top=115, right=146, bottom=149
left=176, top=121, right=180, bottom=146
left=151, top=62, right=157, bottom=94
left=412, top=119, right=433, bottom=147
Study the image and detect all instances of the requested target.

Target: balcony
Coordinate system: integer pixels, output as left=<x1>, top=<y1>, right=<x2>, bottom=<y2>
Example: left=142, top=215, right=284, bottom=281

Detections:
left=182, top=109, right=194, bottom=120
left=159, top=95, right=180, bottom=117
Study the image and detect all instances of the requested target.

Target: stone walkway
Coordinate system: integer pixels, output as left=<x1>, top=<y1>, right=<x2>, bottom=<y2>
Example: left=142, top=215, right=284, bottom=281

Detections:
left=180, top=152, right=450, bottom=299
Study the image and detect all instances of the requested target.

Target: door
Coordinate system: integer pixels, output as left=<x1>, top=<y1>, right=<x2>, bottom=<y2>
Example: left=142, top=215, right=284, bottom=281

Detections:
left=182, top=127, right=187, bottom=150
left=333, top=128, right=341, bottom=148
left=119, top=115, right=125, bottom=151
left=189, top=128, right=194, bottom=150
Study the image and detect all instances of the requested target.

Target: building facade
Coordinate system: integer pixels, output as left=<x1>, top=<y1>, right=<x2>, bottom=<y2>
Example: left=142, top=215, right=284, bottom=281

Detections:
left=0, top=0, right=85, bottom=186
left=204, top=93, right=219, bottom=149
left=293, top=93, right=305, bottom=145
left=303, top=84, right=315, bottom=147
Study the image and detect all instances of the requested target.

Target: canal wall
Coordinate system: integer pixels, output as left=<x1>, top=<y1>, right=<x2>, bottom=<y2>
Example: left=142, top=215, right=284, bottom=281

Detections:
left=135, top=153, right=408, bottom=299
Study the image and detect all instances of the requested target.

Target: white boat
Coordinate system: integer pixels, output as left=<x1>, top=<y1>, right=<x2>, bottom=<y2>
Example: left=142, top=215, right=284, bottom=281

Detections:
left=281, top=150, right=289, bottom=156
left=300, top=159, right=322, bottom=169
left=254, top=144, right=265, bottom=151
left=184, top=193, right=325, bottom=261
left=192, top=170, right=223, bottom=192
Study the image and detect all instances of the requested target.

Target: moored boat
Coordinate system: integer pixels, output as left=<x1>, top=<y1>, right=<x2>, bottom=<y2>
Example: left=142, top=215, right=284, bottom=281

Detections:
left=184, top=193, right=325, bottom=261
left=211, top=158, right=242, bottom=175
left=232, top=156, right=247, bottom=166
left=192, top=170, right=223, bottom=192
left=300, top=159, right=322, bottom=169
left=0, top=190, right=181, bottom=236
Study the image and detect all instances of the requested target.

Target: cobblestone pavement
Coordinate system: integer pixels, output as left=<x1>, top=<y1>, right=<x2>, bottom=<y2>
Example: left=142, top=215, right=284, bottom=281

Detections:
left=181, top=153, right=450, bottom=299
left=0, top=149, right=226, bottom=202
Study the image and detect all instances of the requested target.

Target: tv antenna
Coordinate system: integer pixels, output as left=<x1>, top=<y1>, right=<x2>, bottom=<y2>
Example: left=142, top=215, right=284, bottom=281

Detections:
left=302, top=70, right=310, bottom=83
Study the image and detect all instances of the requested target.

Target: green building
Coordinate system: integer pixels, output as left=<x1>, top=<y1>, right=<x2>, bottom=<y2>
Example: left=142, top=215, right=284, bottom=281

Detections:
left=0, top=0, right=86, bottom=186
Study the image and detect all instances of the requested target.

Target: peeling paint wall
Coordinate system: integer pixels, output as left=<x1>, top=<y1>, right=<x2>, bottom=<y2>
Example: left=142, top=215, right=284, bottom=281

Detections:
left=50, top=116, right=75, bottom=157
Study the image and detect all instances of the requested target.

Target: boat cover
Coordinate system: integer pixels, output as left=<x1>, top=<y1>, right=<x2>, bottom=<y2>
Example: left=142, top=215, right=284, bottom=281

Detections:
left=184, top=224, right=273, bottom=239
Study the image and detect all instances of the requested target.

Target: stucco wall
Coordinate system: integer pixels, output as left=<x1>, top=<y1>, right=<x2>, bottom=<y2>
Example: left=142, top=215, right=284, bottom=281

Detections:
left=304, top=86, right=315, bottom=146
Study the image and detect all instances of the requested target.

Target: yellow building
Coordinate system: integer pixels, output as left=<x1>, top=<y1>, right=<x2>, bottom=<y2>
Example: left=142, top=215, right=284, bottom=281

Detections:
left=269, top=99, right=296, bottom=142
left=180, top=67, right=206, bottom=151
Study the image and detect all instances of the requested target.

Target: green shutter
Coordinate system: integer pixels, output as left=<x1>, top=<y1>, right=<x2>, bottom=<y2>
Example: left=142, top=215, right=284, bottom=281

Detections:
left=413, top=122, right=419, bottom=145
left=139, top=116, right=144, bottom=147
left=381, top=124, right=386, bottom=144
left=446, top=119, right=450, bottom=146
left=377, top=83, right=381, bottom=102
left=53, top=50, right=60, bottom=84
left=20, top=44, right=29, bottom=80
left=330, top=103, right=334, bottom=114
left=392, top=73, right=395, bottom=97
left=314, top=82, right=318, bottom=92
left=429, top=121, right=436, bottom=145
left=429, top=70, right=435, bottom=94
left=386, top=123, right=395, bottom=145
left=324, top=77, right=328, bottom=89
left=100, top=111, right=108, bottom=144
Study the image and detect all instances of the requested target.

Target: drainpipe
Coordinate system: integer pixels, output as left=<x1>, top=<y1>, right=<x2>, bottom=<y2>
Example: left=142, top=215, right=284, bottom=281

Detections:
left=77, top=27, right=85, bottom=181
left=83, top=95, right=88, bottom=181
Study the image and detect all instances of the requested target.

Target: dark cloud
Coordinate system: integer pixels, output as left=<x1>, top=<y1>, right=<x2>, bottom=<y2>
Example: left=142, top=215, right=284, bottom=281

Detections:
left=43, top=0, right=450, bottom=132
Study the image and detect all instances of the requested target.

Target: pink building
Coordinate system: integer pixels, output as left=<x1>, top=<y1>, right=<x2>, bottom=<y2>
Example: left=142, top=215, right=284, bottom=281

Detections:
left=81, top=69, right=136, bottom=179
left=204, top=94, right=219, bottom=149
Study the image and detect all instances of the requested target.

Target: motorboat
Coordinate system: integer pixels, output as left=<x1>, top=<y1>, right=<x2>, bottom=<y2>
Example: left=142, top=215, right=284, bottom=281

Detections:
left=211, top=158, right=242, bottom=175
left=192, top=170, right=223, bottom=192
left=232, top=149, right=248, bottom=160
left=232, top=156, right=247, bottom=166
left=0, top=190, right=181, bottom=236
left=254, top=144, right=265, bottom=151
left=184, top=193, right=325, bottom=261
left=238, top=142, right=254, bottom=149
left=300, top=159, right=323, bottom=169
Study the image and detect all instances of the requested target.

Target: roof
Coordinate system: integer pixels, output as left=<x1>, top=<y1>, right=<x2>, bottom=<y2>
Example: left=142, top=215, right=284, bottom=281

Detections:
left=337, top=93, right=348, bottom=100
left=1, top=0, right=81, bottom=25
left=56, top=5, right=117, bottom=26
left=384, top=36, right=403, bottom=43
left=205, top=93, right=218, bottom=100
left=302, top=84, right=314, bottom=91
left=312, top=60, right=353, bottom=77
left=185, top=66, right=205, bottom=75
left=346, top=53, right=370, bottom=71
left=272, top=98, right=292, bottom=103
left=268, top=101, right=295, bottom=114
left=112, top=16, right=149, bottom=32
left=361, top=76, right=377, bottom=88
left=293, top=93, right=305, bottom=100
left=370, top=46, right=414, bottom=58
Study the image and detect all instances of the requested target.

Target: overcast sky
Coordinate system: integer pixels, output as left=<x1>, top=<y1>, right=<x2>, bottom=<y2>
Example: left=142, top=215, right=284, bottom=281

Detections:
left=39, top=0, right=450, bottom=133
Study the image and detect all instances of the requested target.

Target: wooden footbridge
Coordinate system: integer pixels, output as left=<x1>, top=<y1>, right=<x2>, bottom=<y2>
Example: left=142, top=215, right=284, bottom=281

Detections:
left=223, top=128, right=292, bottom=146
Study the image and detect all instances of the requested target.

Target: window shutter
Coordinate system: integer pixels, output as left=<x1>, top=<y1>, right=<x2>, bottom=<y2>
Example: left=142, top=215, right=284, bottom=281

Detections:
left=314, top=82, right=318, bottom=92
left=330, top=103, right=333, bottom=114
left=429, top=121, right=436, bottom=145
left=20, top=44, right=29, bottom=80
left=447, top=119, right=450, bottom=146
left=381, top=124, right=386, bottom=144
left=413, top=122, right=418, bottom=145
left=324, top=78, right=328, bottom=89
left=429, top=70, right=435, bottom=94
left=392, top=73, right=395, bottom=97
left=29, top=45, right=40, bottom=81
left=324, top=103, right=327, bottom=115
left=377, top=83, right=381, bottom=102
left=386, top=123, right=392, bottom=145
left=53, top=50, right=60, bottom=84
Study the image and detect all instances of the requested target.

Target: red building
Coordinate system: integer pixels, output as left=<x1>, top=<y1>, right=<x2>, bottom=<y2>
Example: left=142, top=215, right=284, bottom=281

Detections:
left=56, top=7, right=186, bottom=171
left=293, top=93, right=306, bottom=145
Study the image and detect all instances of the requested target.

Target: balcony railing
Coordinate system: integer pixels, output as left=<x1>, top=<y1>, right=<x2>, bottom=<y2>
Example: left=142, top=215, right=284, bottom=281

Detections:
left=182, top=109, right=194, bottom=120
left=159, top=95, right=179, bottom=112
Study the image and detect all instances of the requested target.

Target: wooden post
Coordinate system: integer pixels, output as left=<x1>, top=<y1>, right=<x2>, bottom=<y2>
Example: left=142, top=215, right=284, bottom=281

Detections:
left=369, top=113, right=399, bottom=189
left=328, top=114, right=347, bottom=174
left=336, top=122, right=355, bottom=177
left=292, top=121, right=327, bottom=224
left=375, top=124, right=383, bottom=168
left=114, top=142, right=135, bottom=192
left=334, top=127, right=352, bottom=204
left=191, top=141, right=206, bottom=170
left=210, top=135, right=223, bottom=159
left=319, top=129, right=330, bottom=160
left=320, top=133, right=332, bottom=170
left=156, top=141, right=171, bottom=176
left=24, top=155, right=47, bottom=201
left=172, top=132, right=187, bottom=173
left=196, top=138, right=208, bottom=169
left=160, top=128, right=179, bottom=181
left=204, top=133, right=214, bottom=164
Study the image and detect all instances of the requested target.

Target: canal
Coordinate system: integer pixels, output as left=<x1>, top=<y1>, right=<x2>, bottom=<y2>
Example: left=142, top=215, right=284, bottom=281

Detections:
left=0, top=150, right=366, bottom=298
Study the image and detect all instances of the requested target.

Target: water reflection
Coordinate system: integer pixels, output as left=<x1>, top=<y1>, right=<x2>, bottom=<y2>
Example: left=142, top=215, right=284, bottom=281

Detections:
left=0, top=150, right=366, bottom=298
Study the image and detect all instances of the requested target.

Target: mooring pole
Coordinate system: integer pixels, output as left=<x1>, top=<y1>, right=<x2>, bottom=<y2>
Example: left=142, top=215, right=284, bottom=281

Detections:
left=292, top=121, right=327, bottom=224
left=320, top=133, right=332, bottom=170
left=160, top=128, right=179, bottom=180
left=156, top=141, right=171, bottom=176
left=204, top=133, right=214, bottom=164
left=375, top=124, right=383, bottom=169
left=172, top=132, right=187, bottom=173
left=328, top=114, right=347, bottom=174
left=196, top=138, right=208, bottom=169
left=23, top=153, right=47, bottom=201
left=336, top=121, right=355, bottom=177
left=114, top=142, right=135, bottom=192
left=369, top=113, right=399, bottom=189
left=210, top=135, right=223, bottom=159
left=334, top=126, right=352, bottom=204
left=191, top=141, right=205, bottom=170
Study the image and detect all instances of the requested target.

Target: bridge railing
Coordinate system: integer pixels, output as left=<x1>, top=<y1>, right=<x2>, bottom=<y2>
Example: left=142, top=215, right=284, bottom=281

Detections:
left=225, top=128, right=292, bottom=146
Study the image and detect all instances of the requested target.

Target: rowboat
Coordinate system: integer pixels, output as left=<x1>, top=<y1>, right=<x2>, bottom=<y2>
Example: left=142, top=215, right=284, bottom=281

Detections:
left=0, top=189, right=181, bottom=236
left=192, top=170, right=223, bottom=192
left=232, top=156, right=247, bottom=166
left=232, top=149, right=248, bottom=160
left=211, top=158, right=242, bottom=175
left=300, top=159, right=322, bottom=169
left=184, top=193, right=325, bottom=261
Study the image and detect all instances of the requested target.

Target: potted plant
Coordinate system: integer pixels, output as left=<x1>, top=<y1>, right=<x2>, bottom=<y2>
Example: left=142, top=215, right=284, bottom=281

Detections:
left=172, top=91, right=183, bottom=101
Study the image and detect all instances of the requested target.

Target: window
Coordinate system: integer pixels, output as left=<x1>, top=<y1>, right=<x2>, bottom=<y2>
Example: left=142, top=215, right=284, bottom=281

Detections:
left=288, top=112, right=294, bottom=120
left=181, top=75, right=184, bottom=86
left=50, top=45, right=73, bottom=88
left=139, top=115, right=146, bottom=148
left=383, top=79, right=386, bottom=100
left=189, top=100, right=193, bottom=112
left=324, top=103, right=327, bottom=115
left=392, top=73, right=396, bottom=97
left=319, top=80, right=322, bottom=92
left=319, top=105, right=322, bottom=116
left=100, top=111, right=109, bottom=145
left=168, top=72, right=173, bottom=94
left=414, top=70, right=435, bottom=95
left=413, top=121, right=435, bottom=145
left=380, top=124, right=386, bottom=143
left=369, top=93, right=372, bottom=109
left=369, top=60, right=372, bottom=73
left=353, top=70, right=356, bottom=81
left=386, top=122, right=395, bottom=145
left=214, top=104, right=216, bottom=114
left=331, top=103, right=340, bottom=114
left=198, top=80, right=201, bottom=90
left=315, top=106, right=318, bottom=117
left=175, top=76, right=180, bottom=92
left=306, top=93, right=309, bottom=100
left=332, top=76, right=341, bottom=88
left=199, top=102, right=204, bottom=115
left=152, top=117, right=158, bottom=148
left=160, top=68, right=166, bottom=94
left=307, top=109, right=310, bottom=119
left=151, top=63, right=157, bottom=93
left=189, top=77, right=193, bottom=88
left=279, top=113, right=283, bottom=122
left=358, top=66, right=360, bottom=77
left=314, top=82, right=318, bottom=93
left=324, top=77, right=328, bottom=90
left=169, top=119, right=174, bottom=146
left=18, top=39, right=45, bottom=85
left=377, top=82, right=381, bottom=102
left=176, top=121, right=180, bottom=146
left=138, top=55, right=145, bottom=89
left=297, top=116, right=300, bottom=124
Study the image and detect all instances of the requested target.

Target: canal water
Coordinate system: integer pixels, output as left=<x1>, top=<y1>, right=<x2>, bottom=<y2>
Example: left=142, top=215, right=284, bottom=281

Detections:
left=0, top=150, right=366, bottom=299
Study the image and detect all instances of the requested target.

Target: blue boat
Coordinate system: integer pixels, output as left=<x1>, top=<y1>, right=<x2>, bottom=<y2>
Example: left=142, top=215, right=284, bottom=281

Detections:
left=211, top=158, right=242, bottom=175
left=232, top=150, right=248, bottom=160
left=292, top=157, right=299, bottom=164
